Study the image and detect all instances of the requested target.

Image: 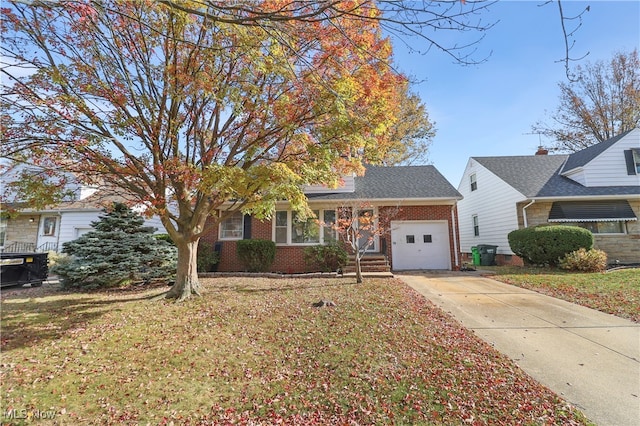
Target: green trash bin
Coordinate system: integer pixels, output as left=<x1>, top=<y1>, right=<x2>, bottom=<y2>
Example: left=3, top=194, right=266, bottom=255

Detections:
left=477, top=244, right=498, bottom=266
left=471, top=246, right=480, bottom=266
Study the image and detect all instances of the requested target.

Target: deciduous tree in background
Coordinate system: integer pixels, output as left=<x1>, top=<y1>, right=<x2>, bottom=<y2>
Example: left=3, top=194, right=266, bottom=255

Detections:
left=379, top=86, right=435, bottom=166
left=532, top=49, right=640, bottom=152
left=1, top=1, right=406, bottom=300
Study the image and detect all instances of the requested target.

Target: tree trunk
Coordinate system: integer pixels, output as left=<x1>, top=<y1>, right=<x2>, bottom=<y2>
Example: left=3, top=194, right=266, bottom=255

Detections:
left=166, top=238, right=201, bottom=301
left=355, top=254, right=363, bottom=284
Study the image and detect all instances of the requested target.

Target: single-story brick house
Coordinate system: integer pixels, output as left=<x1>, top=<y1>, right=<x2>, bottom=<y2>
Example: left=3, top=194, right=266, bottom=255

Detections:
left=202, top=165, right=463, bottom=273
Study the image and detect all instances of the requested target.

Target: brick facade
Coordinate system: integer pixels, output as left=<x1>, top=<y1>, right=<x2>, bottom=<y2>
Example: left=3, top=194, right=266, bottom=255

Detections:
left=202, top=204, right=461, bottom=273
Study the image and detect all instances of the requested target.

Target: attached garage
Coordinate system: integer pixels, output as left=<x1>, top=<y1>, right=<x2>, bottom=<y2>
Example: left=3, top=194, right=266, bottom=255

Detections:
left=391, top=220, right=452, bottom=270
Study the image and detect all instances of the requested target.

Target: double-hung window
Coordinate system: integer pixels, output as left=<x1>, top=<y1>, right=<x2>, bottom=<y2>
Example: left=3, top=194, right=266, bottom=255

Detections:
left=470, top=173, right=478, bottom=191
left=472, top=215, right=480, bottom=237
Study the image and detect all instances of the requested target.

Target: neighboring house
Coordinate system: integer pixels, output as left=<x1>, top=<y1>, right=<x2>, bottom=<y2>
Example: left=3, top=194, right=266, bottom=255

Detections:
left=0, top=165, right=165, bottom=253
left=202, top=165, right=463, bottom=273
left=457, top=128, right=640, bottom=265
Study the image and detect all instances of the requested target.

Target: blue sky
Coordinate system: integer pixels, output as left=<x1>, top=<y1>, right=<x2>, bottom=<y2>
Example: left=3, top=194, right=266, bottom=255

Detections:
left=390, top=0, right=640, bottom=187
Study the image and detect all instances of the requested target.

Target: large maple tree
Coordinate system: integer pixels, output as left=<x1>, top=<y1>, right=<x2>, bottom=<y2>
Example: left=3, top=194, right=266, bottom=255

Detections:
left=1, top=1, right=407, bottom=300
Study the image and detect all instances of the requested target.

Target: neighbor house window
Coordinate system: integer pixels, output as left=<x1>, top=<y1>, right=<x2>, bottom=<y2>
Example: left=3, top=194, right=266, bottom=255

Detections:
left=274, top=210, right=337, bottom=245
left=219, top=211, right=244, bottom=240
left=625, top=149, right=640, bottom=174
left=43, top=217, right=57, bottom=236
left=558, top=221, right=626, bottom=234
left=470, top=173, right=477, bottom=191
left=472, top=215, right=480, bottom=237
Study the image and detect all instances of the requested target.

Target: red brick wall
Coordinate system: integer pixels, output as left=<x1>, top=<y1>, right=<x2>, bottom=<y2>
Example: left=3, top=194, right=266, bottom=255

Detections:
left=202, top=204, right=462, bottom=273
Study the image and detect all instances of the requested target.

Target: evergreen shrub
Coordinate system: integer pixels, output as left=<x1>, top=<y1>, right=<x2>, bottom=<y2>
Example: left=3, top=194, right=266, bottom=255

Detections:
left=304, top=243, right=348, bottom=272
left=236, top=239, right=276, bottom=272
left=508, top=225, right=593, bottom=266
left=52, top=203, right=177, bottom=289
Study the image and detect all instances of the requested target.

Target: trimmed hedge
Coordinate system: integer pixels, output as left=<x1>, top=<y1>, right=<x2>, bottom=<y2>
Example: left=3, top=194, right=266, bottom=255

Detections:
left=304, top=243, right=348, bottom=272
left=236, top=239, right=276, bottom=272
left=508, top=225, right=594, bottom=266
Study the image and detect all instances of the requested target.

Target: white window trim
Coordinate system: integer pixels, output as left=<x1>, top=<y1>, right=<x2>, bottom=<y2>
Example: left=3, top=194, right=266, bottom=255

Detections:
left=472, top=214, right=480, bottom=237
left=42, top=216, right=58, bottom=237
left=633, top=149, right=640, bottom=174
left=219, top=211, right=244, bottom=240
left=273, top=209, right=337, bottom=246
left=470, top=173, right=478, bottom=192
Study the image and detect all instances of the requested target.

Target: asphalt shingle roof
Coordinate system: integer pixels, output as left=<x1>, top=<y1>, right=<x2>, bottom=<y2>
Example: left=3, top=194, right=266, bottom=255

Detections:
left=473, top=155, right=569, bottom=197
left=473, top=139, right=640, bottom=198
left=306, top=165, right=462, bottom=201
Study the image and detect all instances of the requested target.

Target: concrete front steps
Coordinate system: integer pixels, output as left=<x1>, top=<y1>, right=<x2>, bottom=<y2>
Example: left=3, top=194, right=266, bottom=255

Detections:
left=341, top=254, right=393, bottom=278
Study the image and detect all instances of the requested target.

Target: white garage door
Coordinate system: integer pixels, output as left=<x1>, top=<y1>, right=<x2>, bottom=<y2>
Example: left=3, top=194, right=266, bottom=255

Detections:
left=391, top=221, right=451, bottom=270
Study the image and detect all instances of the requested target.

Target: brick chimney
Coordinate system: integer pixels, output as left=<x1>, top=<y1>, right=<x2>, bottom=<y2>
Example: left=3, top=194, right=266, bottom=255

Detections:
left=535, top=146, right=549, bottom=155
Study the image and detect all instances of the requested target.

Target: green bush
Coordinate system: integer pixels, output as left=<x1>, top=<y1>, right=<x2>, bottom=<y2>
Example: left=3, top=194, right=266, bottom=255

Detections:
left=559, top=248, right=608, bottom=272
left=508, top=225, right=594, bottom=266
left=197, top=242, right=220, bottom=272
left=304, top=243, right=348, bottom=272
left=236, top=239, right=276, bottom=272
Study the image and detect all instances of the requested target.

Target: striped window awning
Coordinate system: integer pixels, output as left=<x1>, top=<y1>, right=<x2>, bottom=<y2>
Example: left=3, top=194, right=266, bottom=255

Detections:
left=548, top=200, right=637, bottom=222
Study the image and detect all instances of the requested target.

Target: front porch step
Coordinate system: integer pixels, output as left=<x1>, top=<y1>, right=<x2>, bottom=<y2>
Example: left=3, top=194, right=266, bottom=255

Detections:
left=344, top=254, right=391, bottom=273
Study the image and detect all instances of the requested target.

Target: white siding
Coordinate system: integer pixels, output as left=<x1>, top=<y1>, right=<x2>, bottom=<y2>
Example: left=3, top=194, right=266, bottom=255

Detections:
left=0, top=165, right=87, bottom=202
left=303, top=175, right=355, bottom=194
left=37, top=210, right=167, bottom=251
left=457, top=159, right=526, bottom=255
left=565, top=128, right=640, bottom=187
left=55, top=211, right=103, bottom=248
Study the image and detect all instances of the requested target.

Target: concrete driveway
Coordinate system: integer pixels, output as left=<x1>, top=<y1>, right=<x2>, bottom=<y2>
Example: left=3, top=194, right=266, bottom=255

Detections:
left=398, top=273, right=640, bottom=426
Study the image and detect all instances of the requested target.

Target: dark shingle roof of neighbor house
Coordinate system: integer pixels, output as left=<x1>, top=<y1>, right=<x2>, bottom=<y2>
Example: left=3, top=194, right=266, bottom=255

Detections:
left=474, top=150, right=640, bottom=198
left=473, top=155, right=569, bottom=197
left=561, top=129, right=634, bottom=172
left=306, top=165, right=462, bottom=201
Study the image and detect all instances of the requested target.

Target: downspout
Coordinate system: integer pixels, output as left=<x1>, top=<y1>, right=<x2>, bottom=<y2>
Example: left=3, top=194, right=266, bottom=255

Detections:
left=522, top=200, right=535, bottom=228
left=451, top=204, right=460, bottom=269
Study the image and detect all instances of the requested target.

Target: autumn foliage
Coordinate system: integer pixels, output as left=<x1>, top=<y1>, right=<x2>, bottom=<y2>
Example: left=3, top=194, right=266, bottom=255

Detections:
left=1, top=1, right=407, bottom=300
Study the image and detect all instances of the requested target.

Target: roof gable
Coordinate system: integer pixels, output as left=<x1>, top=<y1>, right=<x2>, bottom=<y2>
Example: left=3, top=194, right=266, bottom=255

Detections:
left=561, top=129, right=635, bottom=173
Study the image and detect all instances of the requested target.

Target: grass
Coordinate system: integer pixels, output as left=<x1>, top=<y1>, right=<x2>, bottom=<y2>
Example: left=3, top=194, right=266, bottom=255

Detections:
left=485, top=267, right=640, bottom=322
left=0, top=278, right=590, bottom=425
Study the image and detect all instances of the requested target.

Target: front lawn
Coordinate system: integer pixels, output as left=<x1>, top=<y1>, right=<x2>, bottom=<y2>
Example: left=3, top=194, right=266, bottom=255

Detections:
left=488, top=268, right=640, bottom=322
left=1, top=278, right=589, bottom=425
